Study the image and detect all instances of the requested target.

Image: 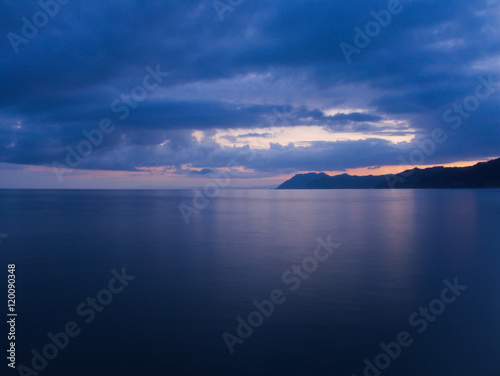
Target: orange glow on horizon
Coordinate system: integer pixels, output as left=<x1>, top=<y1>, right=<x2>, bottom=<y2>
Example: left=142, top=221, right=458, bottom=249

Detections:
left=1, top=158, right=494, bottom=189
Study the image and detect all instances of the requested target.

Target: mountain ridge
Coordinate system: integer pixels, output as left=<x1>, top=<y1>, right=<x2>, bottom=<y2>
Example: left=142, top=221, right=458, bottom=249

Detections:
left=276, top=158, right=500, bottom=189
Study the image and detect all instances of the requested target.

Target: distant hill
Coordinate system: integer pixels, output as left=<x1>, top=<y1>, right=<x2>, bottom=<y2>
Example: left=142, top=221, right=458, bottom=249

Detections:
left=276, top=158, right=500, bottom=189
left=277, top=172, right=330, bottom=189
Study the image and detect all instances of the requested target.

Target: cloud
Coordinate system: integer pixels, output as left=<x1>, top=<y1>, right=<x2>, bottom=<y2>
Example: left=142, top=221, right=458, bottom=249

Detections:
left=187, top=168, right=215, bottom=176
left=1, top=0, right=499, bottom=183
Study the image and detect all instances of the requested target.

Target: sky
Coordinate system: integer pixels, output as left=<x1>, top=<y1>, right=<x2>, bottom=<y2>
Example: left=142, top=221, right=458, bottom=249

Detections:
left=1, top=0, right=499, bottom=188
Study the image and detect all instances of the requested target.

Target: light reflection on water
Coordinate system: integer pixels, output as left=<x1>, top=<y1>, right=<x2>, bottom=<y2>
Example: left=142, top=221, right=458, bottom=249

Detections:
left=0, top=189, right=499, bottom=375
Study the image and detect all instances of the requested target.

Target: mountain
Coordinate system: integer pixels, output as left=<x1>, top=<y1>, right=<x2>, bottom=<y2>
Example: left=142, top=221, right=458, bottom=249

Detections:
left=276, top=172, right=330, bottom=189
left=276, top=158, right=500, bottom=189
left=308, top=173, right=388, bottom=189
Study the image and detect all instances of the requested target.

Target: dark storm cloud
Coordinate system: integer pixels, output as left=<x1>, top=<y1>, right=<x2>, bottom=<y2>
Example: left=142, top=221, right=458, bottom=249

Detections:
left=1, top=0, right=499, bottom=175
left=326, top=113, right=383, bottom=125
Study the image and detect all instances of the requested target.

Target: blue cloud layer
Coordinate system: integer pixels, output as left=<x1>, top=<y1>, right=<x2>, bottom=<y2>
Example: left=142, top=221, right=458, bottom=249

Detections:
left=1, top=0, right=499, bottom=176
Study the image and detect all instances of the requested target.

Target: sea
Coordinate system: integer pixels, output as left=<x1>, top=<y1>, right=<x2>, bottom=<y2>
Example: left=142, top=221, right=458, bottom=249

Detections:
left=0, top=189, right=499, bottom=376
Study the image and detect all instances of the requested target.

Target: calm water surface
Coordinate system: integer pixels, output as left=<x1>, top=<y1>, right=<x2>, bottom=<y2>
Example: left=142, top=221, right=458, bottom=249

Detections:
left=0, top=189, right=499, bottom=375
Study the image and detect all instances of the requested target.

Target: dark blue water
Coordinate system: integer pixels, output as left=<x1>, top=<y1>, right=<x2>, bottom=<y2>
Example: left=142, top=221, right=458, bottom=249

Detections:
left=1, top=189, right=499, bottom=376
